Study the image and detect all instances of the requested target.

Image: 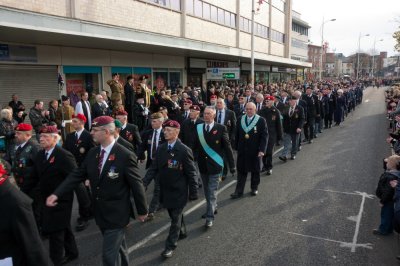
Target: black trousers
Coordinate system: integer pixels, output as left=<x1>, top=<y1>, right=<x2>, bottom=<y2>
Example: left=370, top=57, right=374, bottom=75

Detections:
left=262, top=138, right=275, bottom=170
left=74, top=182, right=92, bottom=220
left=303, top=117, right=315, bottom=140
left=235, top=171, right=260, bottom=194
left=48, top=226, right=78, bottom=266
left=166, top=208, right=185, bottom=250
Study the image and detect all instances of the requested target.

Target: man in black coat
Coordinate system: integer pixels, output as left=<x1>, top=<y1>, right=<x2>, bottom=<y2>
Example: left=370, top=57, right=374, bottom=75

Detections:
left=92, top=95, right=111, bottom=119
left=0, top=162, right=49, bottom=266
left=234, top=95, right=246, bottom=119
left=23, top=125, right=79, bottom=266
left=258, top=96, right=283, bottom=175
left=177, top=99, right=192, bottom=125
left=293, top=90, right=307, bottom=151
left=47, top=116, right=148, bottom=266
left=215, top=98, right=237, bottom=180
left=316, top=90, right=325, bottom=134
left=179, top=105, right=203, bottom=151
left=324, top=87, right=337, bottom=129
left=301, top=87, right=320, bottom=143
left=64, top=114, right=95, bottom=231
left=145, top=120, right=198, bottom=258
left=194, top=106, right=235, bottom=228
left=115, top=110, right=142, bottom=154
left=8, top=94, right=25, bottom=120
left=114, top=119, right=135, bottom=153
left=279, top=96, right=305, bottom=162
left=231, top=102, right=268, bottom=198
left=124, top=75, right=136, bottom=123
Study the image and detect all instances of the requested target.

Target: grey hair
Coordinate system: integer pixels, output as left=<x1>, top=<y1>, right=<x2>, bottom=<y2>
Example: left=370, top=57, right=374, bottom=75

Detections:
left=205, top=105, right=216, bottom=115
left=0, top=109, right=12, bottom=120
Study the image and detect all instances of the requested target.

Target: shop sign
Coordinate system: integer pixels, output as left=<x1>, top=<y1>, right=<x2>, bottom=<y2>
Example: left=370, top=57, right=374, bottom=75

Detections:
left=66, top=80, right=84, bottom=94
left=206, top=68, right=240, bottom=80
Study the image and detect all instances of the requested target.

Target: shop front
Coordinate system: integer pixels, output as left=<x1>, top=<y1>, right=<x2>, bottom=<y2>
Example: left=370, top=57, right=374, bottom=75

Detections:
left=240, top=63, right=270, bottom=85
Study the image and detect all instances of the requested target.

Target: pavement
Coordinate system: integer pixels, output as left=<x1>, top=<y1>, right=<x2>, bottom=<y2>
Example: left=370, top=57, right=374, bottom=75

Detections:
left=57, top=86, right=398, bottom=266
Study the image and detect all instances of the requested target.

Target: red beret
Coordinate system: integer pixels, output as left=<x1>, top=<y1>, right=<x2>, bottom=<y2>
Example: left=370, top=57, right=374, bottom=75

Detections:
left=265, top=95, right=275, bottom=101
left=190, top=105, right=200, bottom=111
left=0, top=163, right=6, bottom=177
left=39, top=125, right=58, bottom=134
left=210, top=95, right=217, bottom=100
left=184, top=99, right=192, bottom=105
left=162, top=120, right=180, bottom=129
left=115, top=110, right=128, bottom=116
left=92, top=116, right=114, bottom=127
left=72, top=113, right=87, bottom=123
left=15, top=123, right=33, bottom=131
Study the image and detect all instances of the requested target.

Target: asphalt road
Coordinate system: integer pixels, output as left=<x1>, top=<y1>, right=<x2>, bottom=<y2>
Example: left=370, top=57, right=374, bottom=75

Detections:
left=60, top=86, right=397, bottom=266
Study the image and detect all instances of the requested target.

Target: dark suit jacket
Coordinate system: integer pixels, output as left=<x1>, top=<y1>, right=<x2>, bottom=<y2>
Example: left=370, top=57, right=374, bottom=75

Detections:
left=194, top=123, right=235, bottom=175
left=0, top=180, right=49, bottom=266
left=215, top=109, right=237, bottom=142
left=92, top=102, right=110, bottom=119
left=302, top=94, right=320, bottom=120
left=120, top=123, right=142, bottom=154
left=138, top=128, right=165, bottom=168
left=144, top=139, right=198, bottom=209
left=258, top=106, right=283, bottom=143
left=234, top=104, right=246, bottom=119
left=179, top=118, right=204, bottom=151
left=282, top=105, right=305, bottom=134
left=297, top=99, right=308, bottom=121
left=54, top=142, right=148, bottom=230
left=25, top=145, right=77, bottom=233
left=234, top=115, right=268, bottom=173
left=275, top=101, right=287, bottom=114
left=117, top=136, right=135, bottom=153
left=64, top=129, right=95, bottom=166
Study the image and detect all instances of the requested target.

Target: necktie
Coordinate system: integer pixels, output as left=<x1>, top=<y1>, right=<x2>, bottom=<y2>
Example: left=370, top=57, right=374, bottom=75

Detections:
left=75, top=132, right=78, bottom=142
left=168, top=145, right=172, bottom=153
left=206, top=124, right=210, bottom=132
left=218, top=111, right=222, bottom=124
left=289, top=107, right=294, bottom=116
left=16, top=145, right=23, bottom=156
left=151, top=130, right=157, bottom=159
left=98, top=149, right=106, bottom=175
left=45, top=152, right=49, bottom=161
left=185, top=111, right=189, bottom=119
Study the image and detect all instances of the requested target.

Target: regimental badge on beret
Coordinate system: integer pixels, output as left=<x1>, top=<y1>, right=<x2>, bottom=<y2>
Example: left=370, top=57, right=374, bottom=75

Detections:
left=92, top=116, right=114, bottom=127
left=162, top=120, right=180, bottom=129
left=39, top=125, right=58, bottom=134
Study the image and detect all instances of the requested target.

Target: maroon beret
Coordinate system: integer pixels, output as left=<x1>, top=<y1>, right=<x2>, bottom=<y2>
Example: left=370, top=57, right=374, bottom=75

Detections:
left=190, top=105, right=200, bottom=111
left=39, top=125, right=58, bottom=134
left=184, top=99, right=192, bottom=105
left=115, top=110, right=128, bottom=116
left=15, top=123, right=33, bottom=131
left=72, top=113, right=87, bottom=123
left=162, top=120, right=180, bottom=129
left=92, top=116, right=114, bottom=127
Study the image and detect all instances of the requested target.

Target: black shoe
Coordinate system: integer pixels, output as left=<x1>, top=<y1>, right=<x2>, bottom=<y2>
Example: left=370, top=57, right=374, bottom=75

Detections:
left=161, top=249, right=174, bottom=258
left=201, top=209, right=218, bottom=219
left=314, top=135, right=317, bottom=138
left=221, top=176, right=227, bottom=181
left=396, top=255, right=400, bottom=261
left=308, top=140, right=313, bottom=144
left=230, top=193, right=243, bottom=199
left=261, top=167, right=267, bottom=173
left=372, top=229, right=391, bottom=236
left=205, top=220, right=213, bottom=228
left=319, top=130, right=323, bottom=133
left=61, top=255, right=78, bottom=265
left=324, top=126, right=328, bottom=129
left=250, top=190, right=258, bottom=196
left=266, top=169, right=272, bottom=175
left=302, top=139, right=308, bottom=143
left=145, top=213, right=155, bottom=222
left=291, top=156, right=296, bottom=160
left=178, top=233, right=187, bottom=240
left=279, top=156, right=287, bottom=162
left=75, top=219, right=89, bottom=232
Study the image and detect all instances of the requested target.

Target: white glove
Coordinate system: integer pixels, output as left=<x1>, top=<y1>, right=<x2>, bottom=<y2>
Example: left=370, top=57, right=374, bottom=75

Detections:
left=61, top=121, right=66, bottom=128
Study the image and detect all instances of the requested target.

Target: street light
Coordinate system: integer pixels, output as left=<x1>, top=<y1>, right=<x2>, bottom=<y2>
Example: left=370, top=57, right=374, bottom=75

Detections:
left=356, top=33, right=370, bottom=80
left=371, top=38, right=383, bottom=78
left=319, top=17, right=336, bottom=80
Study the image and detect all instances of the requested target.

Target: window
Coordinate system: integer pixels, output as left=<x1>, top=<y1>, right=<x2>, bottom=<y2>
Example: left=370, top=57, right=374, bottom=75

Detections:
left=194, top=0, right=202, bottom=17
left=217, top=8, right=224, bottom=24
left=171, top=0, right=180, bottom=11
left=145, top=0, right=181, bottom=11
left=210, top=5, right=217, bottom=22
left=225, top=10, right=231, bottom=26
left=239, top=16, right=244, bottom=30
left=203, top=2, right=210, bottom=20
left=231, top=13, right=236, bottom=28
left=186, top=0, right=193, bottom=14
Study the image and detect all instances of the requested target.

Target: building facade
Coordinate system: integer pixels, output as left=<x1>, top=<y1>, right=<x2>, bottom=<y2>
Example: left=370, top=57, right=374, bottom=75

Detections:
left=0, top=0, right=311, bottom=109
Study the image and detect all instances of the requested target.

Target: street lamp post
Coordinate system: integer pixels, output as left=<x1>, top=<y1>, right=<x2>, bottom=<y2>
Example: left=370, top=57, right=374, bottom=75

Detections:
left=356, top=33, right=370, bottom=80
left=371, top=38, right=383, bottom=78
left=319, top=17, right=336, bottom=81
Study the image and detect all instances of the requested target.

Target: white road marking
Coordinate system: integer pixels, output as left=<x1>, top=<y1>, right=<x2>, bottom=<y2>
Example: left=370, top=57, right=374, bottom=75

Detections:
left=128, top=147, right=284, bottom=253
left=316, top=189, right=374, bottom=199
left=286, top=232, right=372, bottom=251
left=350, top=191, right=369, bottom=252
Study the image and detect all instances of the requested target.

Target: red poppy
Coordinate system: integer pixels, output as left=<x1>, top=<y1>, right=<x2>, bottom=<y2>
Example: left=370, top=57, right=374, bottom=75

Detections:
left=212, top=130, right=218, bottom=135
left=49, top=157, right=55, bottom=164
left=109, top=154, right=115, bottom=161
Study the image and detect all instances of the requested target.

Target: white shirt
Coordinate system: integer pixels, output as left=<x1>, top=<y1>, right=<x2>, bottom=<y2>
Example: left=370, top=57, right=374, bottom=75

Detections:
left=121, top=123, right=127, bottom=131
left=75, top=128, right=84, bottom=140
left=16, top=141, right=28, bottom=151
left=167, top=140, right=177, bottom=150
left=216, top=109, right=225, bottom=124
left=45, top=146, right=56, bottom=160
left=75, top=100, right=92, bottom=128
left=205, top=121, right=215, bottom=132
left=99, top=139, right=116, bottom=173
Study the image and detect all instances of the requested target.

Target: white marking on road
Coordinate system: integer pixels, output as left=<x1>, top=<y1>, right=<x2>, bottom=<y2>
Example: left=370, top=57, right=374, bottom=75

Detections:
left=286, top=232, right=373, bottom=251
left=316, top=189, right=375, bottom=199
left=350, top=191, right=369, bottom=252
left=128, top=147, right=284, bottom=254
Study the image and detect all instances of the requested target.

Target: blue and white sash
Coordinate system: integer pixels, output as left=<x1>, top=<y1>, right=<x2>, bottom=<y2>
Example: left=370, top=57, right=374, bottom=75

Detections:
left=196, top=124, right=224, bottom=168
left=241, top=114, right=260, bottom=133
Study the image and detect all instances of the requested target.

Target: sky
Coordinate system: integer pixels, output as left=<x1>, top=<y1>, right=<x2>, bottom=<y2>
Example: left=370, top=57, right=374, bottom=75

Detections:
left=292, top=0, right=400, bottom=57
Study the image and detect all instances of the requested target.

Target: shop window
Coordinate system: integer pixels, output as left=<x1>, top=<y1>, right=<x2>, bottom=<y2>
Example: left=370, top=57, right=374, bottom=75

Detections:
left=169, top=71, right=181, bottom=90
left=153, top=70, right=168, bottom=90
